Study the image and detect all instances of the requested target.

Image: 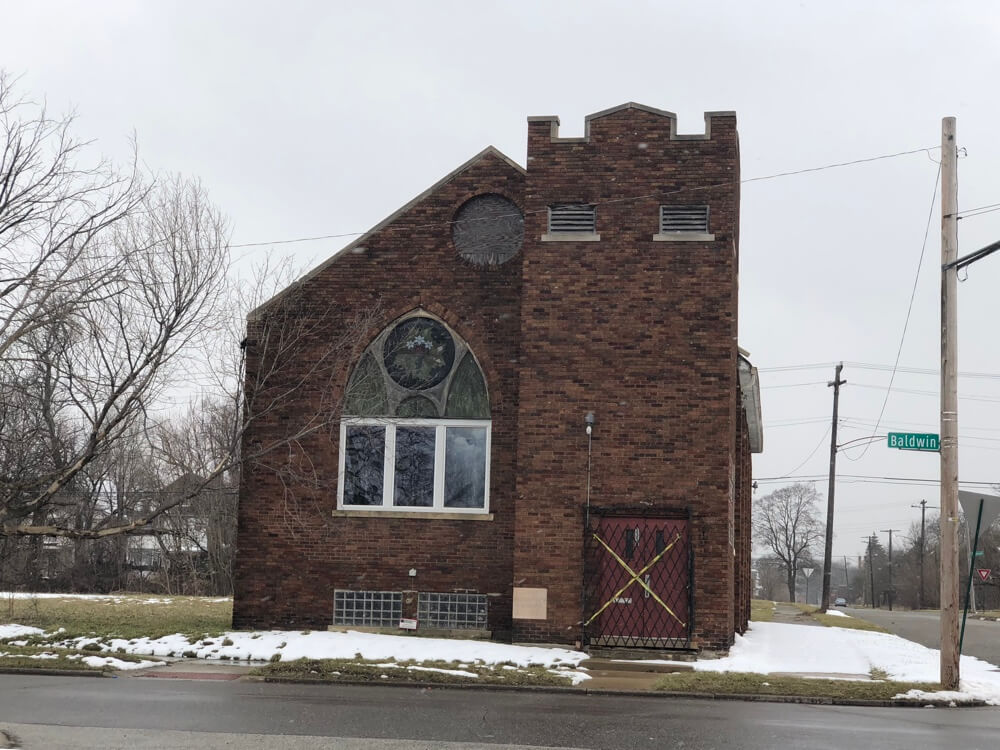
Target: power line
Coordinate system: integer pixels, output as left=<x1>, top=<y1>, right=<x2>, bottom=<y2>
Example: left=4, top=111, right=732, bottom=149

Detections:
left=775, top=425, right=831, bottom=477
left=760, top=381, right=828, bottom=390
left=225, top=145, right=940, bottom=251
left=848, top=382, right=1000, bottom=403
left=843, top=161, right=942, bottom=462
left=759, top=361, right=1000, bottom=380
left=753, top=473, right=997, bottom=487
left=957, top=201, right=1000, bottom=219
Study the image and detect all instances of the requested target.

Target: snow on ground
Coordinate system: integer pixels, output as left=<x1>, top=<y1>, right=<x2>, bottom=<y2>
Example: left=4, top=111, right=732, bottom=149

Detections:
left=0, top=625, right=44, bottom=639
left=824, top=609, right=849, bottom=617
left=693, top=621, right=1000, bottom=705
left=74, top=655, right=163, bottom=670
left=59, top=629, right=588, bottom=670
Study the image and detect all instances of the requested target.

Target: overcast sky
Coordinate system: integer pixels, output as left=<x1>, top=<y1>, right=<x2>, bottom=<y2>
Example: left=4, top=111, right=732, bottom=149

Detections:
left=4, top=1, right=1000, bottom=560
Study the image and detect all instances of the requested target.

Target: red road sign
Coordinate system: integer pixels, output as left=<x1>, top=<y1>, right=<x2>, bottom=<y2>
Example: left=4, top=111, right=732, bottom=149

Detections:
left=976, top=568, right=991, bottom=582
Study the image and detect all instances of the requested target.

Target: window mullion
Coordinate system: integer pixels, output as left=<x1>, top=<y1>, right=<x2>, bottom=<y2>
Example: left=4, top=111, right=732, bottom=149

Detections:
left=384, top=423, right=396, bottom=507
left=433, top=424, right=446, bottom=508
left=337, top=422, right=347, bottom=507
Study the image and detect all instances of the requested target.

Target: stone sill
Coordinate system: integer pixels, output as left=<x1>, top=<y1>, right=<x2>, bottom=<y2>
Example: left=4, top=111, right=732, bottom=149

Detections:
left=652, top=232, right=716, bottom=242
left=541, top=232, right=601, bottom=242
left=327, top=625, right=492, bottom=639
left=332, top=510, right=494, bottom=521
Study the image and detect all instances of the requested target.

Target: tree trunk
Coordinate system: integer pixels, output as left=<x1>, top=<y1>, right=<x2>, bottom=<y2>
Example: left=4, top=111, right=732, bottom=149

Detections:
left=787, top=568, right=796, bottom=603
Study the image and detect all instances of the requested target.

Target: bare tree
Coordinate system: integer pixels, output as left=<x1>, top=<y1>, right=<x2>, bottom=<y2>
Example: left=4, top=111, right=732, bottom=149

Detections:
left=1, top=73, right=381, bottom=575
left=0, top=71, right=231, bottom=538
left=753, top=483, right=824, bottom=602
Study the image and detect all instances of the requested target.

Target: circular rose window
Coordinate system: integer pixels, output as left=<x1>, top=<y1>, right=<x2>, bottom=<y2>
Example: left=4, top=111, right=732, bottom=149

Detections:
left=452, top=194, right=524, bottom=267
left=382, top=317, right=456, bottom=390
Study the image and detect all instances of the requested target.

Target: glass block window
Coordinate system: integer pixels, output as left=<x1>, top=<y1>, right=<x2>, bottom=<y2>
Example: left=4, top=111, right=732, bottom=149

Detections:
left=418, top=592, right=488, bottom=630
left=333, top=590, right=403, bottom=627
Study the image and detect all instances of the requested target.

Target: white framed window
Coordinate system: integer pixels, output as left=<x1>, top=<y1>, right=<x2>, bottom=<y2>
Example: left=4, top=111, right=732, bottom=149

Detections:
left=338, top=417, right=491, bottom=514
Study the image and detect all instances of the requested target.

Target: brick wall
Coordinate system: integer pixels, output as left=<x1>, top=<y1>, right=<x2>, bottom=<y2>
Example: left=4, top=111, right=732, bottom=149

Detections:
left=232, top=105, right=746, bottom=652
left=232, top=151, right=526, bottom=635
left=513, top=106, right=740, bottom=649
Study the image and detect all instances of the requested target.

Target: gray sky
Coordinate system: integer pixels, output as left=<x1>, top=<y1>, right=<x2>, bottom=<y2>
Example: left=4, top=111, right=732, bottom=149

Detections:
left=5, top=1, right=1000, bottom=559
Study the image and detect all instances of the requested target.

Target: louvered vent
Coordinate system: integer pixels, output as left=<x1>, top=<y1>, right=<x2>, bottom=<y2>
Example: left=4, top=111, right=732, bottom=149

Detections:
left=548, top=204, right=596, bottom=233
left=660, top=205, right=709, bottom=233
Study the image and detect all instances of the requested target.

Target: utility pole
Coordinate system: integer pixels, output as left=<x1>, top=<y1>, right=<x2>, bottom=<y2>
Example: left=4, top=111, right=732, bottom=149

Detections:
left=912, top=500, right=938, bottom=610
left=881, top=529, right=901, bottom=611
left=864, top=535, right=877, bottom=608
left=940, top=115, right=960, bottom=691
left=821, top=363, right=846, bottom=612
left=843, top=555, right=850, bottom=587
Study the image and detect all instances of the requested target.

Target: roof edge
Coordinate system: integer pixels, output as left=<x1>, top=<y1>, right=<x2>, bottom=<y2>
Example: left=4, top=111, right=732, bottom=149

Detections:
left=248, top=146, right=525, bottom=321
left=529, top=103, right=735, bottom=143
left=738, top=352, right=764, bottom=454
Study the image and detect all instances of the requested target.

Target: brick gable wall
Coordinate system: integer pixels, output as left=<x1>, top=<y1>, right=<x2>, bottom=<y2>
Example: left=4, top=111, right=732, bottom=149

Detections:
left=232, top=153, right=525, bottom=634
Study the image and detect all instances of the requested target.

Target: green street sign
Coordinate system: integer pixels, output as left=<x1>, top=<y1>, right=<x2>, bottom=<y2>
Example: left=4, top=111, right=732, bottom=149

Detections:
left=975, top=551, right=985, bottom=557
left=887, top=432, right=940, bottom=452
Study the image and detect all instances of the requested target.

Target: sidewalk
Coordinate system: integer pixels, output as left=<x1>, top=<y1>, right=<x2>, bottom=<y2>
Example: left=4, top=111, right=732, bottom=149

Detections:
left=771, top=602, right=825, bottom=626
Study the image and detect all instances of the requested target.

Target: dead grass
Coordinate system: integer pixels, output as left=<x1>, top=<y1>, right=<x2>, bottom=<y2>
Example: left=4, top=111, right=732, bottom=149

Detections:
left=655, top=671, right=937, bottom=700
left=812, top=612, right=888, bottom=632
left=252, top=657, right=575, bottom=686
left=0, top=643, right=159, bottom=673
left=0, top=594, right=231, bottom=640
left=750, top=600, right=775, bottom=622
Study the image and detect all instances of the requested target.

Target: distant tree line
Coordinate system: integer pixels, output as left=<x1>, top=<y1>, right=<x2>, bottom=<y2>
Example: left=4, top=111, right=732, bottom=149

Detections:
left=752, top=482, right=1000, bottom=610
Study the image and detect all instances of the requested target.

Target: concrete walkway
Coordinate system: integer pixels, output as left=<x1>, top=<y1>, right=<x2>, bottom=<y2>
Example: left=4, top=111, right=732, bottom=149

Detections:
left=771, top=602, right=824, bottom=626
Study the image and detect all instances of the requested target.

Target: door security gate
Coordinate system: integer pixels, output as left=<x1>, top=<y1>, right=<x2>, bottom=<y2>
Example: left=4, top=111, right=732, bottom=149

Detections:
left=583, top=512, right=692, bottom=649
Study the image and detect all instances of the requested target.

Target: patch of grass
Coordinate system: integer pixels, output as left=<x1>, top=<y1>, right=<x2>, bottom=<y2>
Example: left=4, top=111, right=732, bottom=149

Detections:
left=0, top=594, right=232, bottom=641
left=790, top=602, right=818, bottom=614
left=252, top=657, right=574, bottom=687
left=0, top=644, right=160, bottom=672
left=812, top=612, right=888, bottom=632
left=750, top=600, right=775, bottom=622
left=655, top=671, right=937, bottom=700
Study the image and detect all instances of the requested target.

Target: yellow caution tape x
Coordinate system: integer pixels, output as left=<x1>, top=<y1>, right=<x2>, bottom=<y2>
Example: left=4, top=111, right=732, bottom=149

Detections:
left=584, top=532, right=686, bottom=629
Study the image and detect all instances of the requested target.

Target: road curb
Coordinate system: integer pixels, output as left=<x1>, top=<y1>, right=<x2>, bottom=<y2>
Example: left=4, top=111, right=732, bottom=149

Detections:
left=257, top=675, right=987, bottom=708
left=0, top=667, right=110, bottom=678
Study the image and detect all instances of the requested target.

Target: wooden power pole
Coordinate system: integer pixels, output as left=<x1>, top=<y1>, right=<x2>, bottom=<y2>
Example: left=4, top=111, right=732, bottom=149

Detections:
left=912, top=499, right=938, bottom=610
left=880, top=529, right=901, bottom=611
left=820, top=363, right=846, bottom=612
left=940, top=115, right=960, bottom=691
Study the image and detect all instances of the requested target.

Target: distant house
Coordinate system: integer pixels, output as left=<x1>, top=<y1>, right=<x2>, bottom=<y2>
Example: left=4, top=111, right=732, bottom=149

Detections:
left=233, top=103, right=762, bottom=652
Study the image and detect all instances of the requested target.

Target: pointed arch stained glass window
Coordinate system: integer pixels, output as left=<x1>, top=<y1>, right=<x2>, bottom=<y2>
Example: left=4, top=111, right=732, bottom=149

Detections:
left=339, top=315, right=492, bottom=514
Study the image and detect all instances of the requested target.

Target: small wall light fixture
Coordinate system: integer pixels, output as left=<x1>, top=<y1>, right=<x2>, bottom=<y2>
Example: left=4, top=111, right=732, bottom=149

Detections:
left=585, top=411, right=595, bottom=435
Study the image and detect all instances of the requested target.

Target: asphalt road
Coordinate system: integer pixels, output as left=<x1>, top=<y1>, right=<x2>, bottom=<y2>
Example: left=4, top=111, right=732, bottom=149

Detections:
left=1, top=674, right=999, bottom=750
left=845, top=607, right=1000, bottom=666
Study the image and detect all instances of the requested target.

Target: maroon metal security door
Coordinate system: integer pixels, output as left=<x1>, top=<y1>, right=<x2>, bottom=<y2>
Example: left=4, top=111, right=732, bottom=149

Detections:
left=584, top=513, right=691, bottom=649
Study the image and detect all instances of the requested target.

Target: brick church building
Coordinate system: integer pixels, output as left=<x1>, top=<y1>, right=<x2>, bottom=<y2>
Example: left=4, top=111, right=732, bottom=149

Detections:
left=233, top=102, right=763, bottom=652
